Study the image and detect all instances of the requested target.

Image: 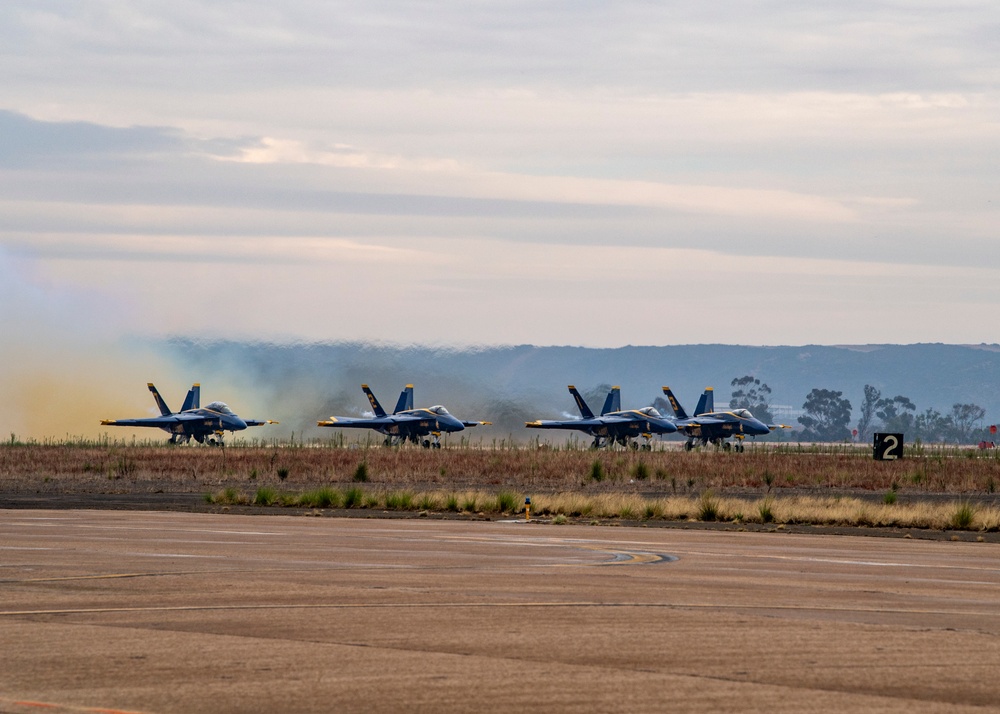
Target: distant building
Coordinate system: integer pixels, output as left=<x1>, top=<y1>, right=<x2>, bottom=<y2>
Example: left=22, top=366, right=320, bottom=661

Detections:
left=770, top=405, right=804, bottom=422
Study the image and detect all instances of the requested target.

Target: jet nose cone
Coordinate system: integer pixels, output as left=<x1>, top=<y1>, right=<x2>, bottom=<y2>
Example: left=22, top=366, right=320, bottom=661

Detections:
left=233, top=417, right=248, bottom=431
left=657, top=417, right=678, bottom=433
left=448, top=416, right=465, bottom=431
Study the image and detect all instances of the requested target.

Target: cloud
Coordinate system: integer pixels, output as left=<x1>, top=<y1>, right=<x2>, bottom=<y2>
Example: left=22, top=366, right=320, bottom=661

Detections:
left=0, top=109, right=187, bottom=166
left=1, top=106, right=998, bottom=290
left=4, top=2, right=998, bottom=101
left=0, top=2, right=997, bottom=350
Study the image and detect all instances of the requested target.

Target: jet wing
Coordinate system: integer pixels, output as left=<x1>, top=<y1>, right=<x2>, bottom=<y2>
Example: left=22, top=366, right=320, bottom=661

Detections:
left=243, top=419, right=279, bottom=427
left=682, top=416, right=726, bottom=427
left=525, top=419, right=600, bottom=431
left=101, top=417, right=174, bottom=428
left=101, top=414, right=220, bottom=428
left=319, top=414, right=436, bottom=428
left=389, top=414, right=437, bottom=429
left=767, top=424, right=793, bottom=431
left=318, top=416, right=389, bottom=428
left=461, top=420, right=492, bottom=427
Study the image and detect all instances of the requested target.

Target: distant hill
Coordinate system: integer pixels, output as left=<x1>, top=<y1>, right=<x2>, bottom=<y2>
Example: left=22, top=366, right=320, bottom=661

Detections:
left=157, top=340, right=1000, bottom=441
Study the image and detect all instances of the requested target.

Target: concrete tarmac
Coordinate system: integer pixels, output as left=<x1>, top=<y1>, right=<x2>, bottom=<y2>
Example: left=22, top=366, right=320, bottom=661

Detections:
left=2, top=510, right=1000, bottom=713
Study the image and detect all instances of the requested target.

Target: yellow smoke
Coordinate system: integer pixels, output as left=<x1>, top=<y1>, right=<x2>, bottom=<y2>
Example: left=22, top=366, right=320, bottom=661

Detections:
left=0, top=339, right=184, bottom=441
left=0, top=250, right=187, bottom=441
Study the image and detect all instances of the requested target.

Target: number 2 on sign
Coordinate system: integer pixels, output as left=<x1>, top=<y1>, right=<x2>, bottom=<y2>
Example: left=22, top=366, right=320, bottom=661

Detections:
left=882, top=434, right=900, bottom=460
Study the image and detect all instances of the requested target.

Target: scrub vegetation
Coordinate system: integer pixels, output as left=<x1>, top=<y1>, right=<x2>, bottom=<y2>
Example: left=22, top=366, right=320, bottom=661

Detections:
left=4, top=441, right=1000, bottom=531
left=198, top=485, right=1000, bottom=532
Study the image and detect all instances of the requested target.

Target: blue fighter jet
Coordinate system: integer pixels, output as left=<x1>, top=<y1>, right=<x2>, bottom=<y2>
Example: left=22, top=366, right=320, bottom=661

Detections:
left=318, top=384, right=490, bottom=448
left=526, top=385, right=677, bottom=450
left=101, top=383, right=277, bottom=446
left=662, top=386, right=790, bottom=452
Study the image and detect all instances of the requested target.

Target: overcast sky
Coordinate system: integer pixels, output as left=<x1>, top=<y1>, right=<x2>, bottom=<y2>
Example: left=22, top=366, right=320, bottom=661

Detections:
left=3, top=1, right=999, bottom=349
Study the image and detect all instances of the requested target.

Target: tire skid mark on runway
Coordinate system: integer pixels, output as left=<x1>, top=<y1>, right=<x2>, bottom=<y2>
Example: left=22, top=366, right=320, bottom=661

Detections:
left=0, top=696, right=148, bottom=714
left=3, top=601, right=994, bottom=618
left=1, top=571, right=220, bottom=584
left=430, top=534, right=677, bottom=566
left=7, top=521, right=284, bottom=537
left=669, top=548, right=1000, bottom=574
left=0, top=564, right=418, bottom=584
left=119, top=552, right=226, bottom=559
left=561, top=546, right=676, bottom=565
left=0, top=546, right=55, bottom=551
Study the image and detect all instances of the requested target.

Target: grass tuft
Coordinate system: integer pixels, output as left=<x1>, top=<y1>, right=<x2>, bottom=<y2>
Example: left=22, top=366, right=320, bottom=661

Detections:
left=343, top=486, right=364, bottom=508
left=698, top=490, right=720, bottom=522
left=353, top=461, right=369, bottom=483
left=632, top=461, right=650, bottom=481
left=494, top=489, right=519, bottom=514
left=385, top=491, right=415, bottom=510
left=950, top=500, right=976, bottom=530
left=589, top=459, right=605, bottom=482
left=253, top=486, right=278, bottom=506
left=298, top=487, right=340, bottom=508
left=418, top=492, right=440, bottom=511
left=758, top=497, right=775, bottom=524
left=211, top=487, right=247, bottom=505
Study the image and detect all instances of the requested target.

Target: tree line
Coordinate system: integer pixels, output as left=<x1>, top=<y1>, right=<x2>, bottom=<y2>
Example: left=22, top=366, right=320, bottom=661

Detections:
left=727, top=376, right=989, bottom=445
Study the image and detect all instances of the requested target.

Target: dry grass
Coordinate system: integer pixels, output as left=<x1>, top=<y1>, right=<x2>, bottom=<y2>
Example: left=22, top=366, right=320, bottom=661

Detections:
left=4, top=443, right=1000, bottom=494
left=199, top=484, right=1000, bottom=531
left=5, top=443, right=1000, bottom=531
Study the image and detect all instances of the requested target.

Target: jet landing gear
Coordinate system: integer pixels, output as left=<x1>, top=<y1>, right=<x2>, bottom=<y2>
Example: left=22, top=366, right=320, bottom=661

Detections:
left=719, top=439, right=746, bottom=453
left=590, top=436, right=652, bottom=451
left=611, top=436, right=654, bottom=451
left=684, top=438, right=745, bottom=452
left=623, top=437, right=642, bottom=451
left=421, top=432, right=443, bottom=449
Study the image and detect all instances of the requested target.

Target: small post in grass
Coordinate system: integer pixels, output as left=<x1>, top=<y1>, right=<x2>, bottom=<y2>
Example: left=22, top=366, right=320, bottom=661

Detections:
left=524, top=496, right=531, bottom=522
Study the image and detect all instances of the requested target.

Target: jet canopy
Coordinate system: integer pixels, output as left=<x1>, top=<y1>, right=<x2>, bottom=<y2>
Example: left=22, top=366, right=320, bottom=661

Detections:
left=428, top=405, right=450, bottom=415
left=732, top=408, right=753, bottom=418
left=637, top=407, right=662, bottom=417
left=205, top=401, right=235, bottom=415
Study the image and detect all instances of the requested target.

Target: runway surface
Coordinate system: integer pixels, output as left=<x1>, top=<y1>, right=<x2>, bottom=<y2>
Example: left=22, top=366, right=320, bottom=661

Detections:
left=2, top=510, right=1000, bottom=713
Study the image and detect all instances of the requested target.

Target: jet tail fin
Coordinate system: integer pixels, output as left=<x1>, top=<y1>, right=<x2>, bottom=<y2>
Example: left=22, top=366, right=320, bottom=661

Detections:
left=393, top=384, right=414, bottom=414
left=600, top=386, right=621, bottom=415
left=147, top=383, right=172, bottom=416
left=695, top=387, right=714, bottom=416
left=662, top=387, right=688, bottom=419
left=362, top=384, right=388, bottom=418
left=180, top=383, right=200, bottom=411
left=567, top=385, right=595, bottom=419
